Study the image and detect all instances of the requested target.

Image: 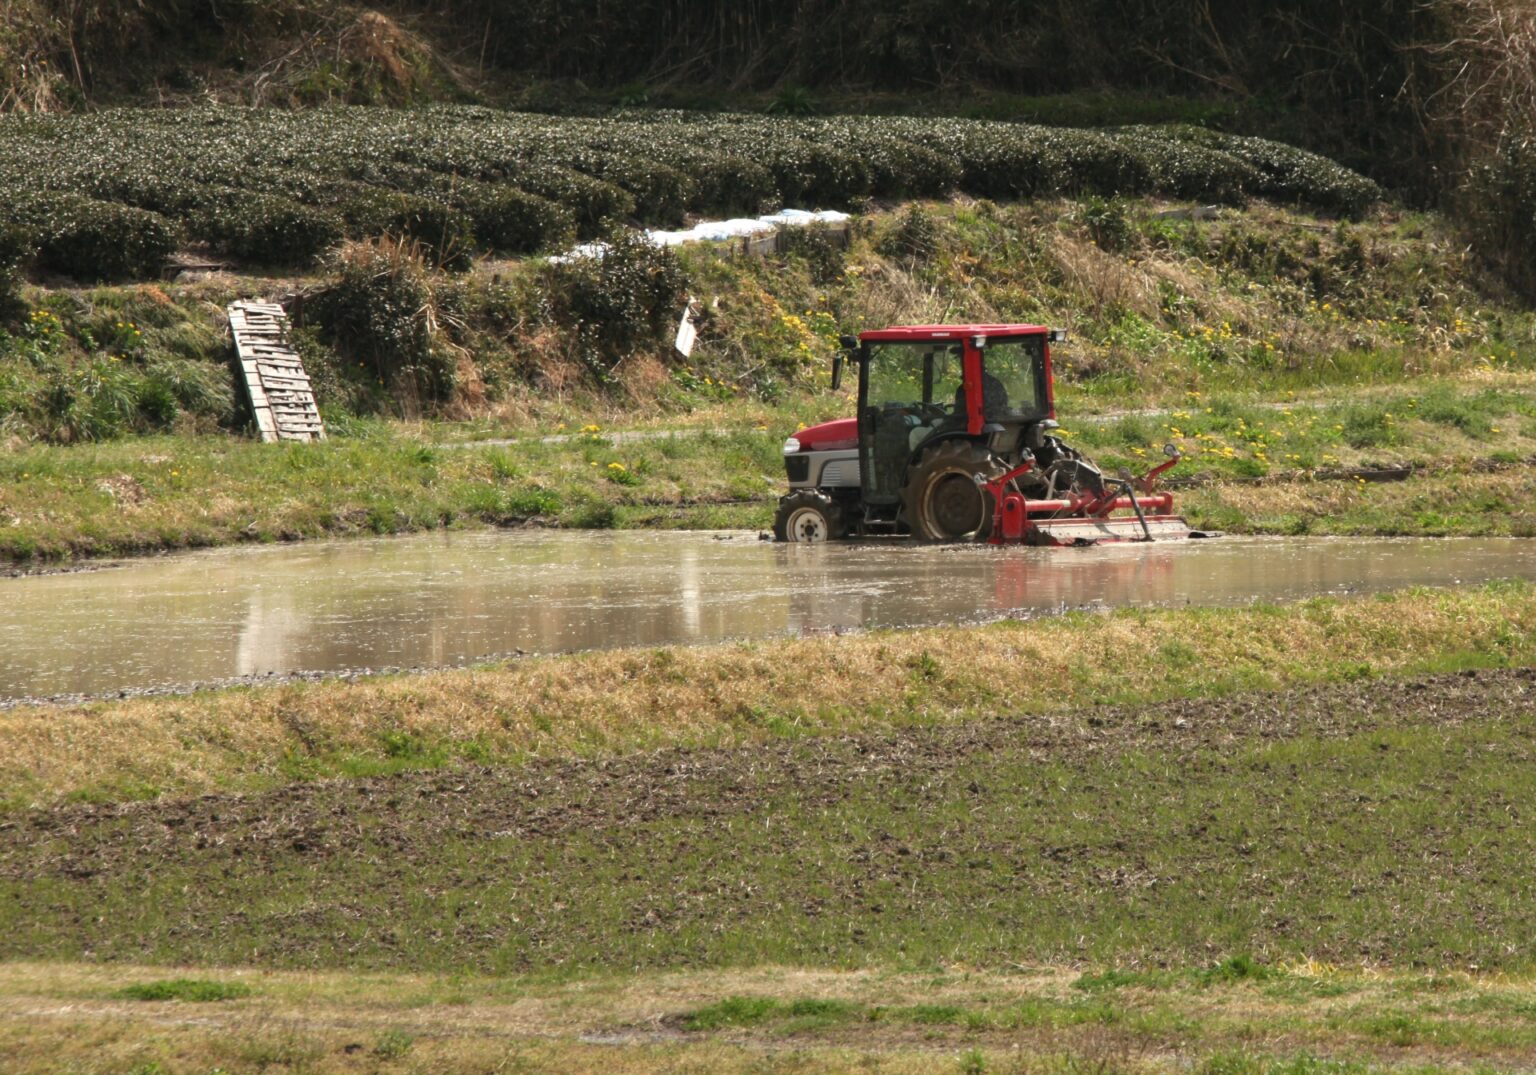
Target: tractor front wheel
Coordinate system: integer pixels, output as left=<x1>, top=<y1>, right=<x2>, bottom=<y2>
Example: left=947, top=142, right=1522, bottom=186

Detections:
left=903, top=440, right=999, bottom=541
left=773, top=491, right=845, bottom=543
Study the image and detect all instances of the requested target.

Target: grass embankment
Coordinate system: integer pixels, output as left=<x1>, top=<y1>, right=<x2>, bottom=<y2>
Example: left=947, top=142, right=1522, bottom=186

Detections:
left=6, top=961, right=1536, bottom=1074
left=2, top=376, right=1534, bottom=561
left=0, top=424, right=785, bottom=561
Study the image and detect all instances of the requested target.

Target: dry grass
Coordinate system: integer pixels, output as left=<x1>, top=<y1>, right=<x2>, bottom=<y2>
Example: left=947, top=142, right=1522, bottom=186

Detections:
left=3, top=959, right=1535, bottom=1074
left=3, top=582, right=1532, bottom=809
left=1184, top=467, right=1536, bottom=536
left=1050, top=234, right=1164, bottom=323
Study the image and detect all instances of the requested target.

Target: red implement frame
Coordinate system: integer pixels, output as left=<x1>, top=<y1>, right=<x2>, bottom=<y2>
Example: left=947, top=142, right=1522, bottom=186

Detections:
left=981, top=454, right=1193, bottom=546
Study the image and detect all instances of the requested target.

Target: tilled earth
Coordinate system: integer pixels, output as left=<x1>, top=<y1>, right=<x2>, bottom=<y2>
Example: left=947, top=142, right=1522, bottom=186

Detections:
left=2, top=668, right=1533, bottom=974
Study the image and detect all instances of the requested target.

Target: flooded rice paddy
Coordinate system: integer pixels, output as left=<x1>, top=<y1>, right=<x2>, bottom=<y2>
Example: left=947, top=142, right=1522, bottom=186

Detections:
left=0, top=531, right=1531, bottom=700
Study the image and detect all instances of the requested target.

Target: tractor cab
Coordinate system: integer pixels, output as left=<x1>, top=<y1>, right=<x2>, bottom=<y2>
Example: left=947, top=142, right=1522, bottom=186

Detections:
left=851, top=326, right=1059, bottom=537
left=774, top=323, right=1200, bottom=545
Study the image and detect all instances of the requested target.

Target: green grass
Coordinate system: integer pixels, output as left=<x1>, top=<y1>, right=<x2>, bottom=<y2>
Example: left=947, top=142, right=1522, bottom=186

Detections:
left=112, top=978, right=252, bottom=1002
left=1068, top=383, right=1536, bottom=480
left=0, top=423, right=783, bottom=562
left=0, top=378, right=1532, bottom=564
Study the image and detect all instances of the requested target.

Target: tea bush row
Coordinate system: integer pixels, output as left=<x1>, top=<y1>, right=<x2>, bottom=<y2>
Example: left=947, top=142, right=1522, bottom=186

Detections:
left=0, top=194, right=181, bottom=282
left=0, top=107, right=1382, bottom=281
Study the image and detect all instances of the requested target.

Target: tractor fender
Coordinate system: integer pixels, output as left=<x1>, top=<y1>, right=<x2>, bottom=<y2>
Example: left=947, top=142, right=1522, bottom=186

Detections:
left=904, top=430, right=982, bottom=470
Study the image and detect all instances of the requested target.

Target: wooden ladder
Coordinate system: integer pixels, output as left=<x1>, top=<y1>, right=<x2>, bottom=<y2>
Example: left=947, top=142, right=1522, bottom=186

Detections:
left=228, top=301, right=325, bottom=443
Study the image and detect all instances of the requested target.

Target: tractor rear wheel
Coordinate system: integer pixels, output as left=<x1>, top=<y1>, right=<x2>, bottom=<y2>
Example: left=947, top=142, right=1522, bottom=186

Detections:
left=773, top=491, right=845, bottom=543
left=903, top=440, right=1000, bottom=541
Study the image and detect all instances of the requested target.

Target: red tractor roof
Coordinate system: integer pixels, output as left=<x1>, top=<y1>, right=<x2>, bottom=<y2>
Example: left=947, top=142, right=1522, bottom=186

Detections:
left=858, top=324, right=1049, bottom=342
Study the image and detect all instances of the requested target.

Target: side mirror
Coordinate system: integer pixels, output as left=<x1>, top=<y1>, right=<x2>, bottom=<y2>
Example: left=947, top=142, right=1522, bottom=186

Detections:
left=838, top=334, right=859, bottom=350
left=1163, top=442, right=1181, bottom=459
left=831, top=354, right=844, bottom=391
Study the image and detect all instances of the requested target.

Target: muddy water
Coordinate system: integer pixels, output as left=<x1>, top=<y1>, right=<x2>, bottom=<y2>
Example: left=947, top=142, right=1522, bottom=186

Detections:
left=0, top=532, right=1532, bottom=700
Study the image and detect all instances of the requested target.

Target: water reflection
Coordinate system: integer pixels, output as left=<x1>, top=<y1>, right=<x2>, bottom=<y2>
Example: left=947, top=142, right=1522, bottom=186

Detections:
left=0, top=531, right=1530, bottom=699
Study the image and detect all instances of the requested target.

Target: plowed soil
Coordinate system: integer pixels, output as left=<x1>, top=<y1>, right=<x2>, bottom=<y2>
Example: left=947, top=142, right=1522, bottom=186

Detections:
left=2, top=668, right=1532, bottom=974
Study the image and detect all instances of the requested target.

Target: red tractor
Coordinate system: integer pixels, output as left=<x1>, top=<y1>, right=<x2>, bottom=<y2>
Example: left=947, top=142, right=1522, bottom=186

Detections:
left=773, top=324, right=1202, bottom=545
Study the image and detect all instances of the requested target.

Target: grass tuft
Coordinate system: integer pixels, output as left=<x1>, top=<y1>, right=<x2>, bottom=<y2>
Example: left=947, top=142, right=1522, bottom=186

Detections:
left=112, top=978, right=252, bottom=1002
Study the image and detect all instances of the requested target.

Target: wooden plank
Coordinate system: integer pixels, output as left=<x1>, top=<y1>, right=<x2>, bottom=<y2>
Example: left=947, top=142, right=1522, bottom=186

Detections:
left=229, top=300, right=325, bottom=443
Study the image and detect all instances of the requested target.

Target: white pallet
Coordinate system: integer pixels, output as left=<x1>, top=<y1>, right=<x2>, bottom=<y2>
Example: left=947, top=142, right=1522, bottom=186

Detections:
left=228, top=301, right=325, bottom=443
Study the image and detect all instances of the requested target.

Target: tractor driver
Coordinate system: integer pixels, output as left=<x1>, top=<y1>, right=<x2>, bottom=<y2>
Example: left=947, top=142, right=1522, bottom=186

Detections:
left=955, top=367, right=1008, bottom=420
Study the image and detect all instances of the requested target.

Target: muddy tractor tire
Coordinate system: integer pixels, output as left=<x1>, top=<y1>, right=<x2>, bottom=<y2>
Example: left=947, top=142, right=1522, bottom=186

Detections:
left=902, top=440, right=1001, bottom=541
left=773, top=491, right=845, bottom=543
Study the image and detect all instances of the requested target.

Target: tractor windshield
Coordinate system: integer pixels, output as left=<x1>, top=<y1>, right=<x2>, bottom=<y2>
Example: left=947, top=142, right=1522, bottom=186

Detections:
left=979, top=335, right=1047, bottom=419
left=864, top=342, right=964, bottom=413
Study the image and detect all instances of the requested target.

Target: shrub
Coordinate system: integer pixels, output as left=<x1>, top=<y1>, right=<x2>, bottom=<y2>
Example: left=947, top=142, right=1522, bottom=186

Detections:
left=540, top=230, right=688, bottom=379
left=189, top=189, right=344, bottom=267
left=6, top=195, right=180, bottom=282
left=382, top=197, right=474, bottom=271
left=1110, top=127, right=1260, bottom=204
left=463, top=186, right=574, bottom=255
left=878, top=204, right=944, bottom=263
left=81, top=165, right=207, bottom=215
left=863, top=139, right=961, bottom=199
left=780, top=223, right=847, bottom=284
left=308, top=237, right=456, bottom=406
left=1055, top=129, right=1154, bottom=196
left=0, top=107, right=1387, bottom=283
left=591, top=158, right=694, bottom=226
left=768, top=142, right=873, bottom=207
left=1169, top=128, right=1383, bottom=216
left=338, top=190, right=473, bottom=270
left=950, top=127, right=1070, bottom=199
left=513, top=166, right=634, bottom=240
left=1073, top=196, right=1135, bottom=253
left=688, top=156, right=779, bottom=215
left=0, top=226, right=24, bottom=324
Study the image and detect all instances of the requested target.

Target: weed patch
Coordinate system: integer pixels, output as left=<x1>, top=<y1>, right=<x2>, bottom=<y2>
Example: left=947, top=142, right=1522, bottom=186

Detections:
left=113, top=978, right=251, bottom=1002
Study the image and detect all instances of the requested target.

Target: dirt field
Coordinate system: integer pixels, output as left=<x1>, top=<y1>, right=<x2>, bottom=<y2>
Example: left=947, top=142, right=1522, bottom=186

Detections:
left=3, top=668, right=1532, bottom=979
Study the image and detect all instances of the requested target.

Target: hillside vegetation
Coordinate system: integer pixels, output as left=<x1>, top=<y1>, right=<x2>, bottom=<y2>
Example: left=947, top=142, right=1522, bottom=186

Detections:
left=4, top=191, right=1535, bottom=559
left=7, top=0, right=1536, bottom=298
left=0, top=107, right=1380, bottom=283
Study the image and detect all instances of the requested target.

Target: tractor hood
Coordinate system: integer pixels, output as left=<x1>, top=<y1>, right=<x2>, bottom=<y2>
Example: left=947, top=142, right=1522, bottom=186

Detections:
left=792, top=418, right=858, bottom=452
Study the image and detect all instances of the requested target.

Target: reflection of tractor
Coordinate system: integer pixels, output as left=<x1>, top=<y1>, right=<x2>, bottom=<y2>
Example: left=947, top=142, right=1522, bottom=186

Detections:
left=773, top=324, right=1205, bottom=545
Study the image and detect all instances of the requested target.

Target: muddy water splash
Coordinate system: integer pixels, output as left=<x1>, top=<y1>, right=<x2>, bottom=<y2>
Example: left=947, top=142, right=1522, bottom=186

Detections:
left=0, top=532, right=1531, bottom=700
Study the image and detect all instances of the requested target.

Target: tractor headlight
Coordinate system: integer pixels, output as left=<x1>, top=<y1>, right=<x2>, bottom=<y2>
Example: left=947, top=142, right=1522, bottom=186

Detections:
left=782, top=436, right=802, bottom=455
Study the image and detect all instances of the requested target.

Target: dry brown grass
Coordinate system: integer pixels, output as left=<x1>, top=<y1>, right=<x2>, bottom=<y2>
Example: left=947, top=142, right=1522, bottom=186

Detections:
left=2, top=960, right=1535, bottom=1074
left=1050, top=235, right=1163, bottom=323
left=1185, top=467, right=1536, bottom=534
left=845, top=256, right=993, bottom=329
left=3, top=583, right=1532, bottom=809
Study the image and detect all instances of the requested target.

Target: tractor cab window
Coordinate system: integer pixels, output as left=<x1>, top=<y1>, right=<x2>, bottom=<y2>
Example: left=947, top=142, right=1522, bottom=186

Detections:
left=864, top=342, right=963, bottom=415
left=861, top=342, right=964, bottom=505
left=979, top=336, right=1047, bottom=419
